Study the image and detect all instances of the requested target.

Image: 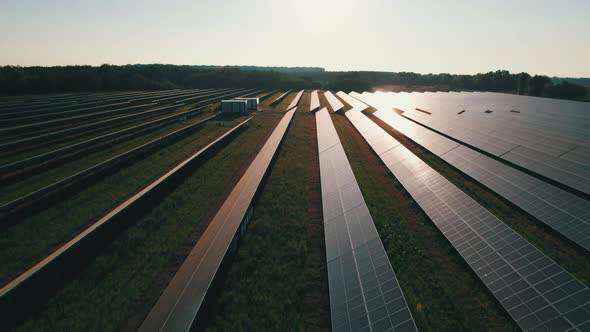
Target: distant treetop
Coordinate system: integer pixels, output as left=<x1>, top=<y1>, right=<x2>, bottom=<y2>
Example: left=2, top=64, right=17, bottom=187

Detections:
left=0, top=65, right=586, bottom=101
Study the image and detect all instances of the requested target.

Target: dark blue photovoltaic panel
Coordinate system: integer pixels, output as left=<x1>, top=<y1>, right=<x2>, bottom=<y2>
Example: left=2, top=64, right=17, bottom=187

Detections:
left=354, top=92, right=590, bottom=252
left=316, top=108, right=417, bottom=332
left=380, top=91, right=590, bottom=195
left=344, top=105, right=590, bottom=332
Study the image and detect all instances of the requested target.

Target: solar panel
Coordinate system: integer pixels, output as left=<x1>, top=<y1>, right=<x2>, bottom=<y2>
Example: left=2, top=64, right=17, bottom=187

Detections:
left=343, top=104, right=590, bottom=332
left=150, top=89, right=219, bottom=104
left=501, top=146, right=590, bottom=195
left=324, top=91, right=345, bottom=112
left=0, top=102, right=158, bottom=137
left=316, top=108, right=417, bottom=332
left=337, top=91, right=369, bottom=111
left=561, top=146, right=590, bottom=165
left=256, top=89, right=277, bottom=101
left=310, top=90, right=321, bottom=112
left=0, top=90, right=179, bottom=116
left=287, top=90, right=304, bottom=110
left=0, top=88, right=247, bottom=150
left=0, top=89, right=227, bottom=132
left=269, top=90, right=292, bottom=106
left=176, top=88, right=258, bottom=104
left=0, top=115, right=248, bottom=301
left=390, top=92, right=590, bottom=195
left=354, top=92, right=590, bottom=252
left=140, top=109, right=296, bottom=332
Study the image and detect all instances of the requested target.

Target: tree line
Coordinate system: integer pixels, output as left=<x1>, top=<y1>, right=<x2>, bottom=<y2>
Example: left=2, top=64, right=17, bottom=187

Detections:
left=0, top=65, right=587, bottom=101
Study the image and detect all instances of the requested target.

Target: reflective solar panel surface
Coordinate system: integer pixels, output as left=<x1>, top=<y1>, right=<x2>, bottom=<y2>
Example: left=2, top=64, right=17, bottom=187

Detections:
left=343, top=102, right=590, bottom=332
left=316, top=108, right=417, bottom=332
left=386, top=91, right=590, bottom=195
left=337, top=91, right=369, bottom=111
left=287, top=90, right=304, bottom=110
left=310, top=90, right=321, bottom=112
left=270, top=89, right=292, bottom=105
left=257, top=89, right=277, bottom=100
left=140, top=109, right=296, bottom=332
left=353, top=92, right=590, bottom=252
left=324, top=90, right=345, bottom=112
left=0, top=115, right=247, bottom=301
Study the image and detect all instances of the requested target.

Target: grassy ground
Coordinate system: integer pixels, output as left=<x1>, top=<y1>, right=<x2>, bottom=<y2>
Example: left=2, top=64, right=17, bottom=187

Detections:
left=331, top=111, right=519, bottom=332
left=205, top=111, right=330, bottom=331
left=0, top=113, right=252, bottom=284
left=258, top=92, right=283, bottom=112
left=318, top=90, right=334, bottom=113
left=296, top=91, right=311, bottom=113
left=13, top=112, right=283, bottom=331
left=303, top=93, right=331, bottom=330
left=273, top=92, right=298, bottom=111
left=367, top=113, right=590, bottom=284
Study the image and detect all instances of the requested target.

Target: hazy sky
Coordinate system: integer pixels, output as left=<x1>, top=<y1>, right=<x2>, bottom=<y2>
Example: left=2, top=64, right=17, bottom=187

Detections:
left=1, top=0, right=588, bottom=76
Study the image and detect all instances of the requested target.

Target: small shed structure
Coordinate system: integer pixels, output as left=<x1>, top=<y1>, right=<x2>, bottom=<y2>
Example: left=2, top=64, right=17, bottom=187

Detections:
left=221, top=100, right=248, bottom=113
left=234, top=97, right=259, bottom=110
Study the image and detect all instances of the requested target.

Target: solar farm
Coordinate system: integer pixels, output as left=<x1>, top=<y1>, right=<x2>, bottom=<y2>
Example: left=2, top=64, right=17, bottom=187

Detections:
left=0, top=89, right=588, bottom=332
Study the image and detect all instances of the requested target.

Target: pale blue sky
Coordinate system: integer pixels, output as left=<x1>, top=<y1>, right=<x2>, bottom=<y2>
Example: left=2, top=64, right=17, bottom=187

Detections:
left=1, top=0, right=588, bottom=76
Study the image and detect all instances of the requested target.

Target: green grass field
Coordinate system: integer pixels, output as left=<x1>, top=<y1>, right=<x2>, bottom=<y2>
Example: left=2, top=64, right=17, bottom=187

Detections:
left=0, top=110, right=216, bottom=203
left=0, top=112, right=261, bottom=285
left=206, top=111, right=330, bottom=331
left=14, top=111, right=283, bottom=331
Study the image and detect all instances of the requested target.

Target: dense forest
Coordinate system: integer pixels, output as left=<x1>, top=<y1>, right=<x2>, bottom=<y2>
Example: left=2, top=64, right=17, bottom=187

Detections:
left=0, top=65, right=587, bottom=101
left=552, top=76, right=590, bottom=87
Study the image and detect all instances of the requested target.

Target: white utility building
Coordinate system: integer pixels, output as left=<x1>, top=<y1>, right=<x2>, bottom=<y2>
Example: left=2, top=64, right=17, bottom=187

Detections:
left=234, top=97, right=259, bottom=111
left=221, top=100, right=248, bottom=113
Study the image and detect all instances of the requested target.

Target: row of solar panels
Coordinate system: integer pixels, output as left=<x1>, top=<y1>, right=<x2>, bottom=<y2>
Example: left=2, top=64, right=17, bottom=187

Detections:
left=0, top=90, right=238, bottom=174
left=338, top=93, right=589, bottom=331
left=383, top=92, right=590, bottom=196
left=0, top=116, right=251, bottom=305
left=1, top=89, right=268, bottom=328
left=316, top=108, right=418, bottom=332
left=0, top=90, right=148, bottom=111
left=138, top=93, right=344, bottom=330
left=0, top=89, right=248, bottom=157
left=263, top=89, right=344, bottom=113
left=0, top=89, right=261, bottom=216
left=310, top=90, right=321, bottom=112
left=140, top=108, right=297, bottom=331
left=0, top=89, right=193, bottom=117
left=4, top=88, right=587, bottom=331
left=0, top=89, right=219, bottom=125
left=0, top=89, right=177, bottom=106
left=0, top=89, right=232, bottom=141
left=352, top=92, right=590, bottom=252
left=287, top=90, right=304, bottom=110
left=0, top=89, right=234, bottom=146
left=269, top=89, right=292, bottom=106
left=325, top=91, right=345, bottom=112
